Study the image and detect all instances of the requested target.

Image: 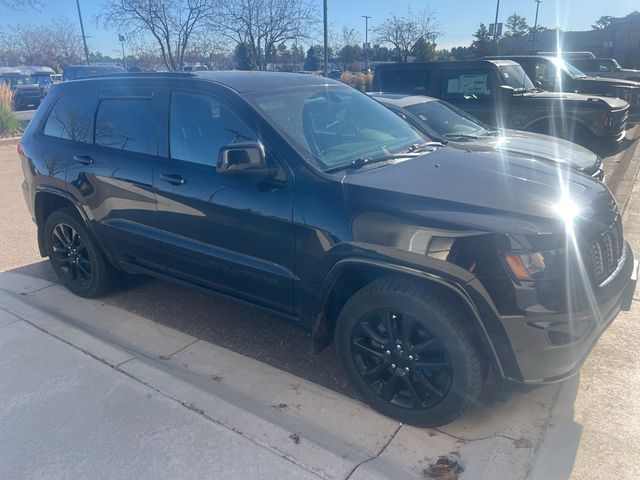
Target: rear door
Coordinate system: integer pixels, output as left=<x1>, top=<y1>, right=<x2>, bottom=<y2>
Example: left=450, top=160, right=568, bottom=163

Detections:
left=65, top=85, right=164, bottom=272
left=438, top=66, right=499, bottom=126
left=153, top=87, right=295, bottom=312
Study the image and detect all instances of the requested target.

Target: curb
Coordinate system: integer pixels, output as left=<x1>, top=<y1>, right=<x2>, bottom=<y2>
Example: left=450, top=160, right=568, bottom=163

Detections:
left=0, top=136, right=21, bottom=146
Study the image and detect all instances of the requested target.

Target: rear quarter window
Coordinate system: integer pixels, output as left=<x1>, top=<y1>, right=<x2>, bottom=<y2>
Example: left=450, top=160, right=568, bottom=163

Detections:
left=379, top=69, right=431, bottom=95
left=43, top=93, right=95, bottom=143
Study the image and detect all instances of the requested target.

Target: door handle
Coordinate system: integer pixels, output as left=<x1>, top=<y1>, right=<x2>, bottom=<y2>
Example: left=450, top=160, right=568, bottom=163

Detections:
left=159, top=173, right=186, bottom=185
left=73, top=155, right=93, bottom=165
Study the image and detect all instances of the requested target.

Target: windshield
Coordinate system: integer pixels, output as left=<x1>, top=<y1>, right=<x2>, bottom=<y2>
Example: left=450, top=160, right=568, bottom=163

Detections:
left=405, top=100, right=491, bottom=138
left=499, top=65, right=535, bottom=92
left=249, top=85, right=427, bottom=171
left=1, top=75, right=33, bottom=86
left=549, top=57, right=588, bottom=78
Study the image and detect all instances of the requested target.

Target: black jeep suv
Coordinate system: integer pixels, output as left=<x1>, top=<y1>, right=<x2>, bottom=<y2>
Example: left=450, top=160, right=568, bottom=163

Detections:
left=490, top=55, right=640, bottom=113
left=372, top=60, right=630, bottom=149
left=19, top=72, right=637, bottom=426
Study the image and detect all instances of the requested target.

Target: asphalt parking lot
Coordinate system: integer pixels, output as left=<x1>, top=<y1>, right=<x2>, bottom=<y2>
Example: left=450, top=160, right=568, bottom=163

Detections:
left=2, top=124, right=640, bottom=398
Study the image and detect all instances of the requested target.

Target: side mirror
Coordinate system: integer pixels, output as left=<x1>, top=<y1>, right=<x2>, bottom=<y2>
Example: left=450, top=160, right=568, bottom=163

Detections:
left=216, top=142, right=270, bottom=176
left=499, top=85, right=515, bottom=97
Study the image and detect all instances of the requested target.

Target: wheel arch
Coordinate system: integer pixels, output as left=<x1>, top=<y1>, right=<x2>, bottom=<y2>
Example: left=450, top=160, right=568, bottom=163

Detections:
left=33, top=187, right=110, bottom=263
left=523, top=115, right=593, bottom=137
left=310, top=258, right=505, bottom=378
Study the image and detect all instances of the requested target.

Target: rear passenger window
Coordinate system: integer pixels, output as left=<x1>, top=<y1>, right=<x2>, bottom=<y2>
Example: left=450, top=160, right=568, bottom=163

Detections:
left=95, top=98, right=156, bottom=155
left=441, top=69, right=492, bottom=98
left=380, top=70, right=431, bottom=95
left=43, top=94, right=94, bottom=143
left=170, top=92, right=256, bottom=166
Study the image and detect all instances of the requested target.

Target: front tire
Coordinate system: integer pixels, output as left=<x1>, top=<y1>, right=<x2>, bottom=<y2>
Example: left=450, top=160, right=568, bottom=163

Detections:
left=44, top=208, right=120, bottom=297
left=335, top=276, right=487, bottom=427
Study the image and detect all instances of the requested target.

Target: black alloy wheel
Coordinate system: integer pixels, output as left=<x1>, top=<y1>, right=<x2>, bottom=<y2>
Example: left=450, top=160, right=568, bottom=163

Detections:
left=336, top=276, right=487, bottom=427
left=50, top=223, right=93, bottom=287
left=45, top=208, right=120, bottom=297
left=351, top=309, right=453, bottom=410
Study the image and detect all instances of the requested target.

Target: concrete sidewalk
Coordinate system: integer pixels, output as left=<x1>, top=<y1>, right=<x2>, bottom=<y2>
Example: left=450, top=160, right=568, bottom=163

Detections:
left=0, top=273, right=555, bottom=480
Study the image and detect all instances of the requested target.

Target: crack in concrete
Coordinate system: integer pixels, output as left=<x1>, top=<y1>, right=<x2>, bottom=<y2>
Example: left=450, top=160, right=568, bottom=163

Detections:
left=345, top=423, right=403, bottom=479
left=431, top=427, right=521, bottom=444
left=10, top=310, right=329, bottom=480
left=166, top=339, right=200, bottom=357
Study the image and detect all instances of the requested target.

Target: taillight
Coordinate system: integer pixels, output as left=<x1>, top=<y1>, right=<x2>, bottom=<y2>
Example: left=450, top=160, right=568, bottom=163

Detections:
left=17, top=143, right=24, bottom=157
left=603, top=113, right=613, bottom=129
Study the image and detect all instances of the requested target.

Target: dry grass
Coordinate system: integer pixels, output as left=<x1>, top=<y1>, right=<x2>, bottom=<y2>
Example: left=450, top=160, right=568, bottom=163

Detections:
left=339, top=72, right=374, bottom=91
left=0, top=83, right=22, bottom=136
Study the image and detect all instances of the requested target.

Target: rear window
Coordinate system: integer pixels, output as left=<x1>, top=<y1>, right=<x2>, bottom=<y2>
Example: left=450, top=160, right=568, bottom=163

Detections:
left=95, top=98, right=156, bottom=155
left=43, top=93, right=94, bottom=143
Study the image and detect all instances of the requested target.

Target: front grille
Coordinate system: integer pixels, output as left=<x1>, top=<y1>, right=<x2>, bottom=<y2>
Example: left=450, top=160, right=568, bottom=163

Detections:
left=587, top=215, right=624, bottom=285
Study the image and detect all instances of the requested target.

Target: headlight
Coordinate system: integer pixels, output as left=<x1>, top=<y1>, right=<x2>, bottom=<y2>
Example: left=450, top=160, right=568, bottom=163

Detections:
left=503, top=249, right=564, bottom=281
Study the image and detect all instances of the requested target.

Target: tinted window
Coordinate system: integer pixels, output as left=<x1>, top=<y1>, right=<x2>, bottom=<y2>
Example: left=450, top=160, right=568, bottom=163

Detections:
left=43, top=93, right=94, bottom=143
left=441, top=69, right=493, bottom=98
left=170, top=92, right=256, bottom=166
left=95, top=98, right=156, bottom=155
left=379, top=69, right=431, bottom=95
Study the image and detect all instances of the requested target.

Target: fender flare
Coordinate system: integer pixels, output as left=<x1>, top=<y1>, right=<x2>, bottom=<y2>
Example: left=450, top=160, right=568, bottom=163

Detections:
left=311, top=257, right=506, bottom=379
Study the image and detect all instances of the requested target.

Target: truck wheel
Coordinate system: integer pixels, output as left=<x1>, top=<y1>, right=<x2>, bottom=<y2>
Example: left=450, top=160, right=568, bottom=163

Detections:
left=335, top=276, right=487, bottom=427
left=44, top=208, right=120, bottom=298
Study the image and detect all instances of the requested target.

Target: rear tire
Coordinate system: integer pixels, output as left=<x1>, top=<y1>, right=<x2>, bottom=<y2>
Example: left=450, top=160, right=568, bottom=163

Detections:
left=44, top=208, right=120, bottom=297
left=335, top=276, right=487, bottom=427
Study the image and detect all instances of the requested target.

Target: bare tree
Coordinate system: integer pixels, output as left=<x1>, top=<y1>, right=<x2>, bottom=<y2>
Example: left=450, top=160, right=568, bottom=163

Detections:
left=0, top=0, right=41, bottom=10
left=98, top=0, right=219, bottom=71
left=375, top=7, right=441, bottom=62
left=46, top=17, right=84, bottom=65
left=216, top=0, right=318, bottom=71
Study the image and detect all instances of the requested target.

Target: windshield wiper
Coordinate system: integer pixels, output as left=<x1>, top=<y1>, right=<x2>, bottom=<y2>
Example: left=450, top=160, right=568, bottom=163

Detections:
left=406, top=141, right=447, bottom=151
left=324, top=152, right=422, bottom=173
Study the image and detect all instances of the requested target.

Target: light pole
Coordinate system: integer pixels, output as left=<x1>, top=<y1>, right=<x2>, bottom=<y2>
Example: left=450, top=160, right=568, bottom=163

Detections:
left=531, top=0, right=542, bottom=53
left=323, top=0, right=328, bottom=76
left=492, top=0, right=500, bottom=55
left=75, top=0, right=90, bottom=65
left=362, top=15, right=372, bottom=72
left=119, top=34, right=127, bottom=69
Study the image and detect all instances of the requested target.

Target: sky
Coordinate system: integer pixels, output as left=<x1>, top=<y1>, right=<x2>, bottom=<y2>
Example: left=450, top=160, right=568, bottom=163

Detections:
left=2, top=0, right=639, bottom=56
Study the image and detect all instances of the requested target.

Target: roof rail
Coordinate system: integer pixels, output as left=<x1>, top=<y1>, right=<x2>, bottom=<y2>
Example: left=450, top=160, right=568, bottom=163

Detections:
left=82, top=71, right=196, bottom=79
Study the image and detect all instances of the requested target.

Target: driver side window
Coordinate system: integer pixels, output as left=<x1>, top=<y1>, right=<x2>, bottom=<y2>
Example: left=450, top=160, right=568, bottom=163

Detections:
left=170, top=92, right=256, bottom=166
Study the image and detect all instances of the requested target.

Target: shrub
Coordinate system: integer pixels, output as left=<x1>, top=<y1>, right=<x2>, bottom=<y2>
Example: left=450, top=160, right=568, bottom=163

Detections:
left=0, top=84, right=22, bottom=136
left=339, top=72, right=373, bottom=92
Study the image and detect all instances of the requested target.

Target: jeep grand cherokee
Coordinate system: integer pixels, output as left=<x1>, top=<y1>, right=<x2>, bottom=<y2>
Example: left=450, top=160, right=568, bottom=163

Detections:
left=19, top=72, right=638, bottom=426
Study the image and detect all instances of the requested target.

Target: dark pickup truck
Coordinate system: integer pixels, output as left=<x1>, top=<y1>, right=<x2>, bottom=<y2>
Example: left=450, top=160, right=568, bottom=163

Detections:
left=0, top=71, right=41, bottom=110
left=490, top=55, right=640, bottom=113
left=568, top=57, right=640, bottom=82
left=372, top=60, right=629, bottom=149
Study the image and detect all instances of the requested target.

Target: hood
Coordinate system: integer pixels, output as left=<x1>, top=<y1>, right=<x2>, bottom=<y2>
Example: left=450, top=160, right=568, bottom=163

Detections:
left=343, top=145, right=612, bottom=235
left=525, top=90, right=628, bottom=109
left=452, top=130, right=599, bottom=173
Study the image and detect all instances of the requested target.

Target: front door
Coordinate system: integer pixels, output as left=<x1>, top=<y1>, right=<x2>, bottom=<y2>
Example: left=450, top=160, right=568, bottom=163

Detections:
left=153, top=89, right=295, bottom=313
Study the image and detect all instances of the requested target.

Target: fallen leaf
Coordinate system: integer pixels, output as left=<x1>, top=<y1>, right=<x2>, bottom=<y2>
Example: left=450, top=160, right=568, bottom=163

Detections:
left=424, top=456, right=464, bottom=479
left=158, top=354, right=170, bottom=360
left=289, top=383, right=302, bottom=394
left=272, top=403, right=289, bottom=411
left=514, top=437, right=532, bottom=449
left=289, top=433, right=300, bottom=444
left=209, top=375, right=223, bottom=382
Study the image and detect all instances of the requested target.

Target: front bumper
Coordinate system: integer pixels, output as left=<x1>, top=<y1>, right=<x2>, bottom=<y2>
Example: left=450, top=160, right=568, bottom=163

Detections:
left=499, top=242, right=637, bottom=384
